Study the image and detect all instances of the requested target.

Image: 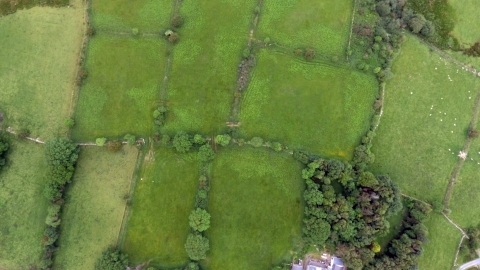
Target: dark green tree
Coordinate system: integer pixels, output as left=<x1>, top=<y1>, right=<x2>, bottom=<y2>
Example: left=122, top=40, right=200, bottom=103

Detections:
left=95, top=248, right=129, bottom=270
left=185, top=233, right=210, bottom=260
left=189, top=208, right=211, bottom=232
left=198, top=144, right=215, bottom=162
left=173, top=132, right=193, bottom=153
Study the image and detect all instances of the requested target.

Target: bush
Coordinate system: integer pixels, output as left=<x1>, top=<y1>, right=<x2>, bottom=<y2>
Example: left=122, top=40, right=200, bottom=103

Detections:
left=272, top=142, right=282, bottom=152
left=215, top=134, right=231, bottom=147
left=96, top=137, right=107, bottom=147
left=185, top=233, right=210, bottom=260
left=124, top=134, right=136, bottom=145
left=132, top=28, right=139, bottom=36
left=371, top=242, right=381, bottom=253
left=193, top=134, right=206, bottom=144
left=44, top=181, right=62, bottom=201
left=106, top=140, right=122, bottom=152
left=168, top=32, right=179, bottom=44
left=304, top=48, right=316, bottom=61
left=198, top=144, right=215, bottom=162
left=16, top=128, right=30, bottom=138
left=173, top=132, right=193, bottom=153
left=86, top=26, right=95, bottom=36
left=184, top=262, right=200, bottom=270
left=171, top=14, right=184, bottom=28
left=468, top=129, right=480, bottom=138
left=242, top=48, right=251, bottom=58
left=249, top=137, right=263, bottom=147
left=95, top=248, right=129, bottom=270
left=189, top=208, right=211, bottom=232
left=0, top=135, right=9, bottom=171
left=39, top=258, right=53, bottom=270
left=45, top=204, right=61, bottom=227
left=65, top=118, right=75, bottom=128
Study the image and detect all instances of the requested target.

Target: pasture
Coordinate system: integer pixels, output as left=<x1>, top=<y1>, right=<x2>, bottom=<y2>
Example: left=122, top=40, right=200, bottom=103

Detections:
left=91, top=0, right=172, bottom=32
left=449, top=0, right=480, bottom=46
left=122, top=147, right=198, bottom=268
left=239, top=50, right=377, bottom=159
left=72, top=35, right=165, bottom=140
left=202, top=146, right=303, bottom=270
left=0, top=139, right=48, bottom=269
left=369, top=36, right=480, bottom=203
left=162, top=0, right=256, bottom=134
left=0, top=4, right=83, bottom=140
left=54, top=146, right=138, bottom=270
left=257, top=0, right=352, bottom=57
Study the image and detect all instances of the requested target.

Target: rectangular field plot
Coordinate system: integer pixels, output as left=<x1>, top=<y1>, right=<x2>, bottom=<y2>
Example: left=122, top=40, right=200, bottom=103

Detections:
left=91, top=0, right=172, bottom=32
left=257, top=0, right=353, bottom=57
left=0, top=6, right=83, bottom=140
left=122, top=147, right=198, bottom=267
left=72, top=36, right=165, bottom=140
left=239, top=50, right=377, bottom=160
left=163, top=0, right=256, bottom=134
left=369, top=36, right=480, bottom=203
left=54, top=146, right=138, bottom=270
left=0, top=140, right=48, bottom=269
left=203, top=147, right=303, bottom=270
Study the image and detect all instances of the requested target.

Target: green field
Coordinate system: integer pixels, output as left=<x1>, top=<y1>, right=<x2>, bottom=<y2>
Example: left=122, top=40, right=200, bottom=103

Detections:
left=0, top=4, right=83, bottom=140
left=54, top=146, right=138, bottom=269
left=369, top=36, right=480, bottom=203
left=72, top=36, right=165, bottom=140
left=257, top=0, right=352, bottom=57
left=122, top=147, right=198, bottom=268
left=91, top=0, right=172, bottom=32
left=203, top=147, right=303, bottom=270
left=0, top=139, right=48, bottom=269
left=450, top=0, right=480, bottom=45
left=417, top=214, right=461, bottom=270
left=162, top=0, right=256, bottom=134
left=239, top=50, right=377, bottom=159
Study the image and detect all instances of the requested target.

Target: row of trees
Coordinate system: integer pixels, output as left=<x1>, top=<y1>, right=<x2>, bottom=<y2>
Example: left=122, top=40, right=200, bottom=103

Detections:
left=41, top=138, right=80, bottom=269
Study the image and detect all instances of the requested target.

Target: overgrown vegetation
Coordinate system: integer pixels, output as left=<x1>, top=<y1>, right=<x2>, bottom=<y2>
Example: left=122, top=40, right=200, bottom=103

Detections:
left=0, top=0, right=68, bottom=16
left=0, top=134, right=9, bottom=172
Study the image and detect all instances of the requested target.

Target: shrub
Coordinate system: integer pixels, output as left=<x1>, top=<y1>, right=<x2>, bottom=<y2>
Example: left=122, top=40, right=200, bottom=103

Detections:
left=45, top=204, right=61, bottom=227
left=65, top=118, right=75, bottom=128
left=408, top=14, right=426, bottom=34
left=293, top=49, right=303, bottom=56
left=0, top=135, right=9, bottom=171
left=242, top=48, right=251, bottom=58
left=357, top=172, right=378, bottom=187
left=124, top=134, right=136, bottom=145
left=272, top=142, right=282, bottom=152
left=168, top=32, right=179, bottom=44
left=86, top=26, right=95, bottom=36
left=371, top=242, right=381, bottom=253
left=43, top=181, right=62, bottom=201
left=189, top=208, right=211, bottom=232
left=171, top=14, right=184, bottom=28
left=198, top=144, right=215, bottom=162
left=193, top=134, right=206, bottom=144
left=173, top=132, right=193, bottom=153
left=264, top=37, right=270, bottom=44
left=185, top=262, right=200, bottom=270
left=304, top=48, right=316, bottom=61
left=96, top=137, right=107, bottom=147
left=95, top=248, right=129, bottom=270
left=106, top=140, right=122, bottom=152
left=132, top=28, right=139, bottom=36
left=39, top=258, right=53, bottom=270
left=215, top=134, right=231, bottom=146
left=249, top=137, right=263, bottom=147
left=185, top=233, right=210, bottom=260
left=468, top=129, right=480, bottom=138
left=16, top=128, right=30, bottom=138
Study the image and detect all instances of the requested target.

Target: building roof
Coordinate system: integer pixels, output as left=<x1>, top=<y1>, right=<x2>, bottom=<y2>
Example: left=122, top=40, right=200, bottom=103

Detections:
left=291, top=264, right=303, bottom=270
left=331, top=257, right=345, bottom=270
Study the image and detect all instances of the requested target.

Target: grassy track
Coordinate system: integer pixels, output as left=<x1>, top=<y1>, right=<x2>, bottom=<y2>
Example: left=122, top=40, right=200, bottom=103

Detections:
left=417, top=214, right=461, bottom=270
left=369, top=36, right=480, bottom=203
left=0, top=5, right=84, bottom=140
left=202, top=147, right=303, bottom=270
left=449, top=0, right=480, bottom=45
left=257, top=0, right=352, bottom=57
left=163, top=0, right=256, bottom=134
left=0, top=139, right=47, bottom=269
left=91, top=0, right=171, bottom=32
left=239, top=50, right=377, bottom=159
left=122, top=147, right=198, bottom=268
left=54, top=146, right=138, bottom=269
left=72, top=36, right=165, bottom=140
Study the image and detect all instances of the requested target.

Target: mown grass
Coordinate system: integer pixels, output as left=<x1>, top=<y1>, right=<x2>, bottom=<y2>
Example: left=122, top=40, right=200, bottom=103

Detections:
left=449, top=0, right=480, bottom=46
left=417, top=214, right=461, bottom=270
left=163, top=0, right=256, bottom=135
left=202, top=146, right=303, bottom=270
left=239, top=50, right=377, bottom=160
left=257, top=0, right=352, bottom=57
left=369, top=36, right=480, bottom=203
left=449, top=138, right=480, bottom=228
left=0, top=5, right=83, bottom=140
left=122, top=147, right=198, bottom=268
left=0, top=139, right=48, bottom=269
left=91, top=0, right=172, bottom=32
left=72, top=35, right=165, bottom=140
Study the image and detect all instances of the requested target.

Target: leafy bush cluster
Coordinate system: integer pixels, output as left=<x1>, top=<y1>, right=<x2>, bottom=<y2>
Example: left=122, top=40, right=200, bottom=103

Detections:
left=171, top=132, right=217, bottom=162
left=95, top=248, right=129, bottom=270
left=41, top=138, right=79, bottom=269
left=460, top=223, right=480, bottom=262
left=0, top=134, right=9, bottom=172
left=153, top=105, right=168, bottom=130
left=240, top=136, right=282, bottom=152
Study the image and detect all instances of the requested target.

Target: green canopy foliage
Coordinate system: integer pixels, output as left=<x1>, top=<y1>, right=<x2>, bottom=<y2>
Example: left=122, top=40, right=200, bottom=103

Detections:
left=184, top=233, right=209, bottom=261
left=189, top=208, right=211, bottom=232
left=95, top=248, right=129, bottom=270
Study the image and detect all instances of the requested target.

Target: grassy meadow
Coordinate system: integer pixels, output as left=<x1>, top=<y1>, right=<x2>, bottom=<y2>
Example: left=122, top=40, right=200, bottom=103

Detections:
left=91, top=0, right=172, bottom=32
left=163, top=0, right=256, bottom=134
left=239, top=50, right=377, bottom=160
left=0, top=139, right=48, bottom=269
left=369, top=36, right=480, bottom=203
left=72, top=36, right=165, bottom=140
left=54, top=146, right=138, bottom=270
left=449, top=0, right=480, bottom=45
left=0, top=4, right=84, bottom=140
left=122, top=147, right=198, bottom=268
left=257, top=0, right=352, bottom=57
left=203, top=147, right=304, bottom=270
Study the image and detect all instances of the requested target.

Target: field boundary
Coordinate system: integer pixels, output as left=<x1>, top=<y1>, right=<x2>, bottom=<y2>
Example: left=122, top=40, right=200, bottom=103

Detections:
left=116, top=138, right=150, bottom=248
left=346, top=0, right=358, bottom=61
